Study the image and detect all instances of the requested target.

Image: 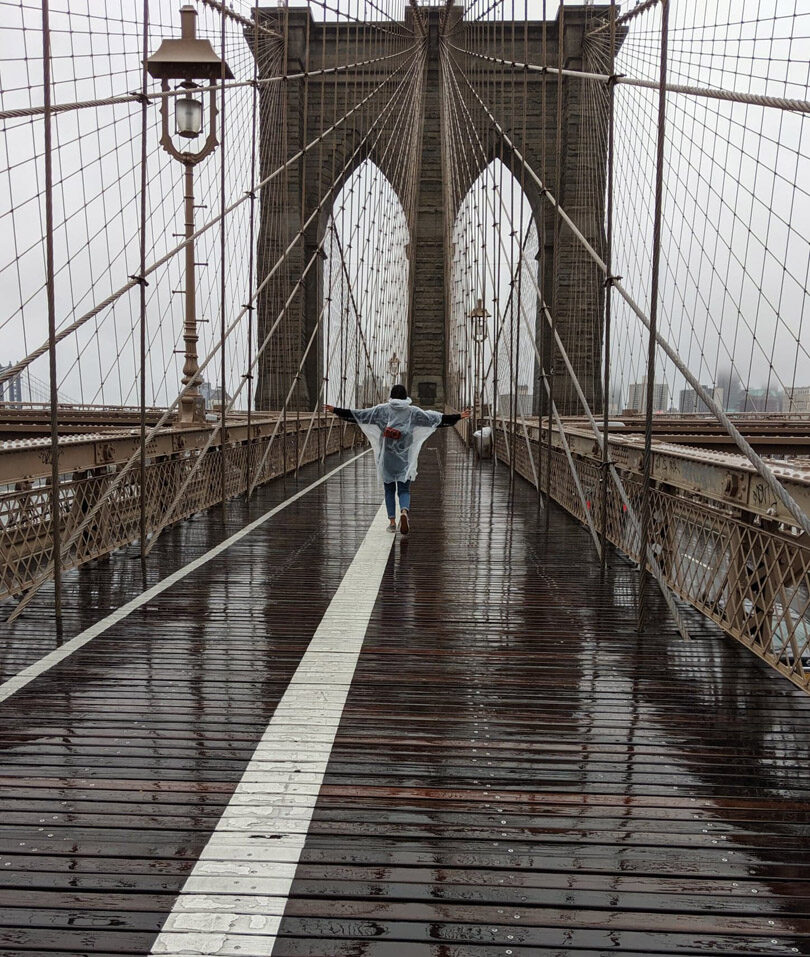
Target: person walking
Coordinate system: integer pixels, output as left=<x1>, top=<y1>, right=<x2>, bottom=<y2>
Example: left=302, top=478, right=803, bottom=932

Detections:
left=325, top=385, right=470, bottom=534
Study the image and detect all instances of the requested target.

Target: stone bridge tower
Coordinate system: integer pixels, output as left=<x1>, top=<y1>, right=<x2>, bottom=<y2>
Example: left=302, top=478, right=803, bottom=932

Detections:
left=252, top=4, right=611, bottom=414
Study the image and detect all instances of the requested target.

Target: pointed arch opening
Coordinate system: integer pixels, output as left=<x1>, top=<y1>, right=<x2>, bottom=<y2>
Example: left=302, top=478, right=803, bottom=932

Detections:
left=322, top=159, right=410, bottom=409
left=447, top=159, right=541, bottom=428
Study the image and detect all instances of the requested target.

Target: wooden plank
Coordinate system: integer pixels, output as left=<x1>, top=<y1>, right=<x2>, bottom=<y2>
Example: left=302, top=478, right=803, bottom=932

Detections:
left=0, top=433, right=810, bottom=954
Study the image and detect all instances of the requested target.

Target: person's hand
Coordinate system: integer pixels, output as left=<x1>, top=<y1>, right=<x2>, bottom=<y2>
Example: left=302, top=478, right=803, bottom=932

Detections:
left=324, top=404, right=335, bottom=413
left=460, top=408, right=472, bottom=419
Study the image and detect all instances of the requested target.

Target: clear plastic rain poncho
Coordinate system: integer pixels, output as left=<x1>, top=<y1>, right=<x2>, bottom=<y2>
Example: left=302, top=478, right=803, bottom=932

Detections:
left=350, top=397, right=443, bottom=484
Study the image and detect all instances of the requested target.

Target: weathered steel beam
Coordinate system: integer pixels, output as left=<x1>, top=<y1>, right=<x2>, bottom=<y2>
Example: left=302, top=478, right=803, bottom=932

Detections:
left=0, top=414, right=308, bottom=485
left=493, top=419, right=810, bottom=695
left=525, top=421, right=810, bottom=528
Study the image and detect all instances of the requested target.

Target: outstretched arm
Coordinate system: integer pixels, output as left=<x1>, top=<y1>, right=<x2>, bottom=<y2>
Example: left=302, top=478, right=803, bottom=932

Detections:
left=324, top=404, right=354, bottom=422
left=324, top=404, right=384, bottom=425
left=439, top=408, right=471, bottom=427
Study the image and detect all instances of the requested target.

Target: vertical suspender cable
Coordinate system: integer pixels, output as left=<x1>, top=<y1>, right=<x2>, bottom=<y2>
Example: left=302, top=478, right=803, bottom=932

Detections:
left=316, top=6, right=329, bottom=465
left=244, top=14, right=260, bottom=496
left=509, top=0, right=517, bottom=487
left=600, top=0, right=616, bottom=573
left=545, top=0, right=562, bottom=530
left=550, top=0, right=564, bottom=423
left=538, top=0, right=547, bottom=501
left=296, top=8, right=312, bottom=470
left=219, top=2, right=228, bottom=505
left=138, top=0, right=150, bottom=557
left=42, top=0, right=62, bottom=621
left=638, top=0, right=669, bottom=631
left=281, top=2, right=289, bottom=477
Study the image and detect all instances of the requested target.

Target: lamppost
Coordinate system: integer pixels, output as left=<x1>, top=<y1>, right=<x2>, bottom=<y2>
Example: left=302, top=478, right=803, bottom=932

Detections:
left=469, top=298, right=490, bottom=437
left=388, top=351, right=401, bottom=383
left=147, top=6, right=232, bottom=424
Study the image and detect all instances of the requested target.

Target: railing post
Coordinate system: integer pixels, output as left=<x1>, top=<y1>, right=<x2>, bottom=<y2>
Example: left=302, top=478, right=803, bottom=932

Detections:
left=638, top=0, right=669, bottom=631
left=42, top=0, right=62, bottom=621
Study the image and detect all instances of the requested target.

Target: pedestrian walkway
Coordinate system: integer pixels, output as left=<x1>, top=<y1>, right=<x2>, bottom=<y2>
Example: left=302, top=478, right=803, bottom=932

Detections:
left=0, top=432, right=809, bottom=955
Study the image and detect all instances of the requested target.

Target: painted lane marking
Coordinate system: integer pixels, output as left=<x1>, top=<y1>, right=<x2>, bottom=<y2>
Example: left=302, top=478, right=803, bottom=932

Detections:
left=0, top=451, right=369, bottom=705
left=150, top=502, right=393, bottom=957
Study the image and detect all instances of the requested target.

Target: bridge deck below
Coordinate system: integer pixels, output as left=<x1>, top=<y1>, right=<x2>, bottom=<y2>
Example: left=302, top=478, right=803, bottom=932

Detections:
left=0, top=431, right=809, bottom=955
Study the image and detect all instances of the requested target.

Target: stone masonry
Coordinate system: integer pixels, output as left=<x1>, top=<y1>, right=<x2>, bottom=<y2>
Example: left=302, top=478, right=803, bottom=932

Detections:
left=252, top=4, right=612, bottom=414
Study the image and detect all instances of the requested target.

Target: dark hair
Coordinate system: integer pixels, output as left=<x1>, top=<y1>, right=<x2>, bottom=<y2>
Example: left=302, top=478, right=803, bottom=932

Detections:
left=390, top=384, right=408, bottom=400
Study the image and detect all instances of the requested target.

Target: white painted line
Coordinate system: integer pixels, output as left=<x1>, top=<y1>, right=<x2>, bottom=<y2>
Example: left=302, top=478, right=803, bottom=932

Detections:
left=150, top=502, right=393, bottom=957
left=0, top=451, right=370, bottom=706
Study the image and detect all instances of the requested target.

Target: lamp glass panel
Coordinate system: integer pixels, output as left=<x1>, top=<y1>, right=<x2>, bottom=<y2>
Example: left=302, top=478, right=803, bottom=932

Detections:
left=176, top=97, right=203, bottom=138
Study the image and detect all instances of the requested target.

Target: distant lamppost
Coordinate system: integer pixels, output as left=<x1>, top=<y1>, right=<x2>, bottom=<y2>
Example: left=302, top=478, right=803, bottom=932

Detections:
left=388, top=351, right=401, bottom=382
left=469, top=298, right=490, bottom=435
left=147, top=5, right=233, bottom=424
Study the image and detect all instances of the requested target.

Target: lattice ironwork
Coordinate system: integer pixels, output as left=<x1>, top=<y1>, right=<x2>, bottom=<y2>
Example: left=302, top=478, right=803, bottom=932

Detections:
left=0, top=419, right=358, bottom=604
left=495, top=422, right=810, bottom=692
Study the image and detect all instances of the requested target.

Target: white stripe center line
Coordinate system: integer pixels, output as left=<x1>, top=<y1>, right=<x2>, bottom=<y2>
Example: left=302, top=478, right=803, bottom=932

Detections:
left=0, top=451, right=369, bottom=705
left=150, top=502, right=394, bottom=957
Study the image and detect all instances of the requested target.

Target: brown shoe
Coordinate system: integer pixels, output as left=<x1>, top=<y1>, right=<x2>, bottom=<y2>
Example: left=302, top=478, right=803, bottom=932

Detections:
left=399, top=510, right=409, bottom=535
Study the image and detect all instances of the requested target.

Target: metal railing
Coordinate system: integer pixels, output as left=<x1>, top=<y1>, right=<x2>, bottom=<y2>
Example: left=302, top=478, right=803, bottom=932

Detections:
left=494, top=421, right=810, bottom=693
left=0, top=417, right=360, bottom=605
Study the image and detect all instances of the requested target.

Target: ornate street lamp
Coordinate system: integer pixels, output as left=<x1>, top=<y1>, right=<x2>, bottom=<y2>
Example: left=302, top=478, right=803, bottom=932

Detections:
left=469, top=298, right=490, bottom=435
left=147, top=6, right=233, bottom=424
left=388, top=351, right=401, bottom=381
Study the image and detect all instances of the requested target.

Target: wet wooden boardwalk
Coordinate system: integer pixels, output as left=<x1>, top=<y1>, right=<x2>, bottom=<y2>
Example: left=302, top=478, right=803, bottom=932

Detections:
left=1, top=431, right=810, bottom=955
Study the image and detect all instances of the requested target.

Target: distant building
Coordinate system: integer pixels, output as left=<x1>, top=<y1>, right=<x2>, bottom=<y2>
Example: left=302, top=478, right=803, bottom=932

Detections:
left=679, top=384, right=724, bottom=414
left=498, top=384, right=532, bottom=418
left=741, top=387, right=784, bottom=413
left=787, top=386, right=810, bottom=412
left=607, top=382, right=623, bottom=416
left=199, top=380, right=231, bottom=411
left=0, top=363, right=22, bottom=403
left=627, top=378, right=668, bottom=414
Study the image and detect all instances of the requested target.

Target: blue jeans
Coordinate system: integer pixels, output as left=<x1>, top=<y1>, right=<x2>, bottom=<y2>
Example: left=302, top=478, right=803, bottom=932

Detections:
left=384, top=480, right=411, bottom=518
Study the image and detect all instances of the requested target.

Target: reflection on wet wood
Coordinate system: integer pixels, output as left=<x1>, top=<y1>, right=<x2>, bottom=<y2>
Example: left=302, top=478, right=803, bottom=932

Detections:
left=1, top=434, right=810, bottom=954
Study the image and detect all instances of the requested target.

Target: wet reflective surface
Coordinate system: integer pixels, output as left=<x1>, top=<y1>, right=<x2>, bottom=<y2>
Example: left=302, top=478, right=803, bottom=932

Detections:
left=0, top=434, right=810, bottom=954
left=283, top=437, right=810, bottom=955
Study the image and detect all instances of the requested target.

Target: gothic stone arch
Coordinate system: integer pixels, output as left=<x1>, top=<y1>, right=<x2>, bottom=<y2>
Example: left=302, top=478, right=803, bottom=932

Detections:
left=252, top=4, right=612, bottom=413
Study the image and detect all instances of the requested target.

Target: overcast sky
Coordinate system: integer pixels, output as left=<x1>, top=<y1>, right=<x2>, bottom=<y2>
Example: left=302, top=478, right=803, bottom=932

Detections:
left=0, top=0, right=808, bottom=414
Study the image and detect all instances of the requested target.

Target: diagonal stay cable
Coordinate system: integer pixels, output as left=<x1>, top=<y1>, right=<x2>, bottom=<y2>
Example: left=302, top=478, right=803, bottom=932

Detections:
left=445, top=42, right=810, bottom=542
left=7, top=43, right=426, bottom=619
left=447, top=44, right=810, bottom=115
left=126, top=44, right=427, bottom=555
left=443, top=41, right=692, bottom=639
left=0, top=48, right=414, bottom=122
left=245, top=49, right=427, bottom=495
left=0, top=43, right=420, bottom=390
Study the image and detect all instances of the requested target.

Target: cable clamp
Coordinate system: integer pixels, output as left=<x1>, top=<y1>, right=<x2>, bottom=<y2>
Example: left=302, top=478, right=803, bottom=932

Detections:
left=241, top=303, right=255, bottom=311
left=129, top=274, right=149, bottom=287
left=607, top=73, right=626, bottom=89
left=245, top=189, right=256, bottom=199
left=129, top=91, right=152, bottom=104
left=603, top=273, right=622, bottom=289
left=242, top=373, right=254, bottom=380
